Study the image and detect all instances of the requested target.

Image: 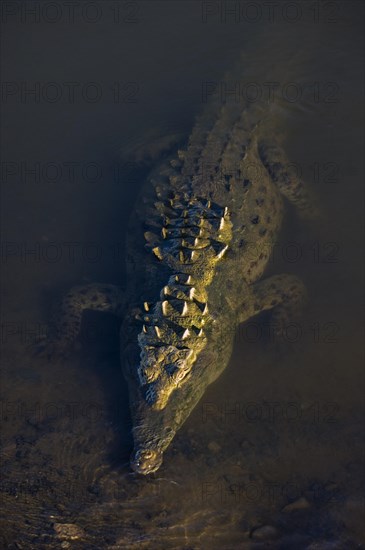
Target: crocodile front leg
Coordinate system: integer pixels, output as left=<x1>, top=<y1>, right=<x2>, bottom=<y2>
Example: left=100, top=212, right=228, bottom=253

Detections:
left=35, top=284, right=125, bottom=357
left=239, top=274, right=307, bottom=332
left=258, top=140, right=320, bottom=220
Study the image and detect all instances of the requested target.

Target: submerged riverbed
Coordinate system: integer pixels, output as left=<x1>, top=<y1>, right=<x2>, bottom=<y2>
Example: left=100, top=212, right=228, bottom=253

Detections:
left=1, top=1, right=364, bottom=548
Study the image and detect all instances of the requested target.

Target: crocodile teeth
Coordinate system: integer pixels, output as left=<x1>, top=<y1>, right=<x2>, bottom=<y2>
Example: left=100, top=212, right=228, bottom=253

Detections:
left=196, top=301, right=208, bottom=315
left=180, top=236, right=205, bottom=249
left=175, top=274, right=193, bottom=285
left=143, top=302, right=150, bottom=311
left=154, top=326, right=161, bottom=338
left=168, top=300, right=189, bottom=315
left=198, top=328, right=204, bottom=337
left=182, top=249, right=198, bottom=262
left=173, top=324, right=187, bottom=338
left=161, top=227, right=167, bottom=239
left=152, top=247, right=163, bottom=260
left=219, top=217, right=226, bottom=230
left=211, top=241, right=229, bottom=259
left=191, top=227, right=201, bottom=236
left=187, top=287, right=196, bottom=299
left=161, top=300, right=169, bottom=315
left=189, top=287, right=207, bottom=302
left=162, top=286, right=172, bottom=296
left=194, top=237, right=211, bottom=249
left=216, top=244, right=228, bottom=259
left=142, top=324, right=147, bottom=333
left=182, top=329, right=190, bottom=339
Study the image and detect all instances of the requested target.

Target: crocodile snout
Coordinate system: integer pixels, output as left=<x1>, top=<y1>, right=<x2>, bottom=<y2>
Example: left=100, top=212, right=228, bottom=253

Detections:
left=130, top=448, right=163, bottom=475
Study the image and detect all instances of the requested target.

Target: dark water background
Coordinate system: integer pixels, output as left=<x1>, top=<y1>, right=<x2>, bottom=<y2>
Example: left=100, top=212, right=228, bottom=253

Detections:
left=1, top=1, right=364, bottom=548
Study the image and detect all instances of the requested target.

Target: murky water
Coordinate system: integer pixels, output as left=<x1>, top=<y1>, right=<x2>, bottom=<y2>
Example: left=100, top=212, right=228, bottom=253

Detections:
left=1, top=1, right=364, bottom=548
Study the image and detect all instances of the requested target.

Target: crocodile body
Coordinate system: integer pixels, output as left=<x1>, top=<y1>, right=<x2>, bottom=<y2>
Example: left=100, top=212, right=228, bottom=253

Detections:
left=38, top=69, right=315, bottom=475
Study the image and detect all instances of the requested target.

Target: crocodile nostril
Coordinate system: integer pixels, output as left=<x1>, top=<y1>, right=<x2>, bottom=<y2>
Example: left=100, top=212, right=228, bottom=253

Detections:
left=130, top=449, right=163, bottom=475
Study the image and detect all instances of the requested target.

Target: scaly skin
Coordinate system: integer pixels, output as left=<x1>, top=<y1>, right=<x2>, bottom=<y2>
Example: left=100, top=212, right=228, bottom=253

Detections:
left=36, top=78, right=314, bottom=475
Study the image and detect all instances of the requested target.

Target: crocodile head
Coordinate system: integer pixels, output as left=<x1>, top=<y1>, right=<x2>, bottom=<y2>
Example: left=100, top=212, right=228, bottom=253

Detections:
left=123, top=263, right=238, bottom=476
left=123, top=194, right=235, bottom=473
left=125, top=324, right=234, bottom=475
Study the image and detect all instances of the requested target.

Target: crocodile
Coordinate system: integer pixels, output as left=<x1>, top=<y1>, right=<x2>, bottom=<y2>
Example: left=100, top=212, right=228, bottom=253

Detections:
left=37, top=61, right=316, bottom=475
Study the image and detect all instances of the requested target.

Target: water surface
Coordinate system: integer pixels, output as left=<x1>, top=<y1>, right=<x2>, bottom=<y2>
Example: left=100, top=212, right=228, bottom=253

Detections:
left=1, top=1, right=364, bottom=548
